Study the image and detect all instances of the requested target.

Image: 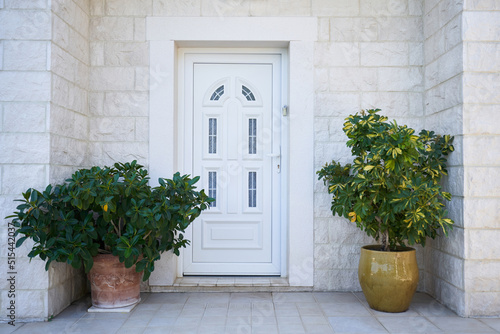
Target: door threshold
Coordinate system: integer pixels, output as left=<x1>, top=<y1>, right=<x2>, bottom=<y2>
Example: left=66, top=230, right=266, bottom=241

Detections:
left=175, top=276, right=288, bottom=287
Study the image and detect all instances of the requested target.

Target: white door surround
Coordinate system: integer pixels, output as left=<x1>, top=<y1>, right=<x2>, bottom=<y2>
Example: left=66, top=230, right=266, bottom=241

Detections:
left=147, top=17, right=316, bottom=287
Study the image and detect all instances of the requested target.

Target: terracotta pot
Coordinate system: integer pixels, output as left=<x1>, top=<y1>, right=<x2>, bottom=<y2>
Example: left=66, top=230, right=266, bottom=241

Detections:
left=358, top=245, right=418, bottom=313
left=88, top=254, right=143, bottom=308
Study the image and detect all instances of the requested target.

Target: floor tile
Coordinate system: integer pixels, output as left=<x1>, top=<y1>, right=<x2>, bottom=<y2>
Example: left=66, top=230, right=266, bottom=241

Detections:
left=313, top=292, right=359, bottom=304
left=200, top=325, right=226, bottom=333
left=200, top=315, right=226, bottom=325
left=273, top=292, right=316, bottom=303
left=320, top=302, right=372, bottom=317
left=481, top=318, right=500, bottom=332
left=226, top=315, right=251, bottom=326
left=147, top=316, right=177, bottom=327
left=427, top=316, right=497, bottom=333
left=377, top=316, right=443, bottom=333
left=413, top=302, right=459, bottom=317
left=252, top=324, right=279, bottom=333
left=146, top=292, right=188, bottom=304
left=251, top=316, right=277, bottom=325
left=143, top=327, right=172, bottom=334
left=225, top=324, right=251, bottom=334
left=301, top=315, right=329, bottom=325
left=0, top=323, right=22, bottom=334
left=297, top=302, right=323, bottom=316
left=303, top=323, right=335, bottom=334
left=230, top=292, right=272, bottom=303
left=274, top=302, right=300, bottom=317
left=328, top=316, right=389, bottom=333
left=228, top=302, right=252, bottom=316
left=116, top=327, right=146, bottom=334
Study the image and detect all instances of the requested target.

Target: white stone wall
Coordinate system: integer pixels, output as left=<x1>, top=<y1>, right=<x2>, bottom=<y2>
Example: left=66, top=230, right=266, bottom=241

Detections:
left=0, top=1, right=53, bottom=322
left=89, top=0, right=149, bottom=167
left=313, top=0, right=426, bottom=291
left=462, top=3, right=500, bottom=317
left=422, top=0, right=466, bottom=316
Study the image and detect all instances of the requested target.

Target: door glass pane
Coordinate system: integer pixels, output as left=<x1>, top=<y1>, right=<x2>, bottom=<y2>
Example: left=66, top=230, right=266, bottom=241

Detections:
left=208, top=171, right=217, bottom=207
left=249, top=118, right=257, bottom=154
left=210, top=85, right=224, bottom=101
left=208, top=118, right=217, bottom=154
left=242, top=85, right=256, bottom=101
left=248, top=171, right=257, bottom=208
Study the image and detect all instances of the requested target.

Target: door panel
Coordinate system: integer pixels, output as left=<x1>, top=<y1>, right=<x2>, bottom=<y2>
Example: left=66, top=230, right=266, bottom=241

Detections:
left=183, top=55, right=281, bottom=275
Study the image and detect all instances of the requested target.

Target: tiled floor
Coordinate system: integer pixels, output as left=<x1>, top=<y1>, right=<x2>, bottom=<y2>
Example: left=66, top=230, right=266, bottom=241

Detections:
left=1, top=292, right=499, bottom=334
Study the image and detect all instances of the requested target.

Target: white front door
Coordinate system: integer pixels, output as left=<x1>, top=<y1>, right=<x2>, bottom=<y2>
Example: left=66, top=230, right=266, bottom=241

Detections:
left=182, top=53, right=282, bottom=275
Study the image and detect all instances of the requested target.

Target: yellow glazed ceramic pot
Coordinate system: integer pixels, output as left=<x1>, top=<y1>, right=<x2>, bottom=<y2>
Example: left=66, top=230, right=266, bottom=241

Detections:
left=358, top=245, right=419, bottom=313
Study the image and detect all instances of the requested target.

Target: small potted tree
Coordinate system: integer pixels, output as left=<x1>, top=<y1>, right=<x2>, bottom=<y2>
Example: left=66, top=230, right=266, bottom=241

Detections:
left=8, top=161, right=212, bottom=309
left=318, top=109, right=454, bottom=312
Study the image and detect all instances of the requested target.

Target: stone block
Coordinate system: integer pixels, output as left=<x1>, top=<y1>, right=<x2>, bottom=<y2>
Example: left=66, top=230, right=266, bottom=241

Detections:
left=201, top=0, right=250, bottom=16
left=409, top=42, right=423, bottom=65
left=50, top=135, right=88, bottom=166
left=101, top=91, right=149, bottom=117
left=90, top=17, right=134, bottom=41
left=379, top=17, right=423, bottom=41
left=16, top=289, right=48, bottom=320
left=90, top=0, right=104, bottom=15
left=442, top=166, right=464, bottom=196
left=328, top=217, right=375, bottom=245
left=249, top=0, right=311, bottom=16
left=328, top=117, right=349, bottom=142
left=106, top=0, right=152, bottom=16
left=315, top=42, right=360, bottom=67
left=51, top=44, right=78, bottom=83
left=89, top=92, right=104, bottom=115
left=153, top=0, right=201, bottom=16
left=3, top=102, right=46, bottom=133
left=329, top=67, right=377, bottom=92
left=0, top=10, right=51, bottom=40
left=444, top=196, right=463, bottom=228
left=53, top=0, right=89, bottom=36
left=50, top=105, right=88, bottom=140
left=5, top=0, right=46, bottom=8
left=314, top=140, right=353, bottom=167
left=48, top=280, right=72, bottom=318
left=361, top=92, right=410, bottom=116
left=465, top=0, right=500, bottom=10
left=135, top=117, right=149, bottom=141
left=330, top=245, right=363, bottom=270
left=135, top=66, right=150, bottom=91
left=314, top=117, right=330, bottom=142
left=378, top=67, right=423, bottom=92
left=312, top=0, right=359, bottom=16
left=52, top=14, right=70, bottom=51
left=465, top=42, right=500, bottom=72
left=134, top=18, right=146, bottom=41
left=429, top=250, right=464, bottom=289
left=360, top=0, right=409, bottom=16
left=466, top=167, right=500, bottom=197
left=360, top=42, right=408, bottom=66
left=464, top=136, right=500, bottom=166
left=464, top=198, right=500, bottom=229
left=104, top=42, right=148, bottom=67
left=3, top=41, right=47, bottom=71
left=49, top=165, right=80, bottom=184
left=438, top=0, right=464, bottom=26
left=408, top=0, right=423, bottom=15
left=317, top=17, right=329, bottom=41
left=90, top=42, right=105, bottom=66
left=0, top=72, right=51, bottom=102
left=314, top=93, right=359, bottom=117
left=1, top=164, right=46, bottom=195
left=464, top=73, right=500, bottom=104
left=15, top=258, right=49, bottom=290
left=90, top=67, right=135, bottom=91
left=464, top=104, right=500, bottom=135
left=88, top=142, right=148, bottom=167
left=314, top=68, right=329, bottom=93
left=466, top=292, right=500, bottom=317
left=424, top=75, right=462, bottom=115
left=314, top=191, right=335, bottom=218
left=68, top=27, right=90, bottom=65
left=424, top=0, right=440, bottom=14
left=431, top=277, right=466, bottom=316
left=90, top=117, right=136, bottom=141
left=409, top=92, right=423, bottom=116
left=314, top=218, right=330, bottom=244
left=463, top=11, right=500, bottom=41
left=330, top=17, right=379, bottom=42
left=466, top=229, right=500, bottom=260
left=465, top=260, right=500, bottom=292
left=0, top=133, right=50, bottom=164
left=314, top=244, right=335, bottom=269
left=434, top=225, right=465, bottom=259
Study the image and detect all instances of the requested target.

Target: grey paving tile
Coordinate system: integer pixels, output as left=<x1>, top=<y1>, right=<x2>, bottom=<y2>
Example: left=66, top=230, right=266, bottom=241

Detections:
left=377, top=316, right=443, bottom=333
left=121, top=315, right=152, bottom=328
left=273, top=292, right=316, bottom=303
left=71, top=317, right=127, bottom=333
left=201, top=325, right=226, bottom=333
left=274, top=302, right=300, bottom=317
left=301, top=315, right=329, bottom=325
left=480, top=318, right=500, bottom=332
left=186, top=292, right=230, bottom=303
left=228, top=302, right=252, bottom=316
left=174, top=316, right=202, bottom=326
left=427, top=316, right=497, bottom=333
left=143, top=327, right=172, bottom=334
left=230, top=292, right=272, bottom=303
left=146, top=292, right=188, bottom=304
left=252, top=324, right=279, bottom=333
left=116, top=327, right=146, bottom=334
left=226, top=315, right=251, bottom=326
left=7, top=321, right=73, bottom=334
left=0, top=323, right=22, bottom=334
left=276, top=316, right=302, bottom=326
left=147, top=315, right=176, bottom=327
left=251, top=316, right=277, bottom=326
left=412, top=302, right=458, bottom=317
left=328, top=316, right=389, bottom=333
left=252, top=301, right=275, bottom=317
left=313, top=292, right=360, bottom=304
left=297, top=302, right=323, bottom=316
left=225, top=324, right=251, bottom=334
left=320, top=302, right=372, bottom=317
left=200, top=315, right=226, bottom=325
left=277, top=322, right=306, bottom=333
left=303, top=323, right=335, bottom=334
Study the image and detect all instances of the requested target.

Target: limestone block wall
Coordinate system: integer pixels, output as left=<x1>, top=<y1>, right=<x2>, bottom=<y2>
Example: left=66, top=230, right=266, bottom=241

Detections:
left=462, top=3, right=500, bottom=317
left=422, top=0, right=466, bottom=316
left=0, top=2, right=53, bottom=321
left=89, top=0, right=150, bottom=167
left=313, top=0, right=426, bottom=291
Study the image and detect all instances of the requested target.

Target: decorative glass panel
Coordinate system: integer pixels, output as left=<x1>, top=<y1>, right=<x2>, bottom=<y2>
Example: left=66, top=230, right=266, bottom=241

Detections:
left=210, top=85, right=224, bottom=101
left=248, top=172, right=257, bottom=208
left=242, top=85, right=255, bottom=101
left=208, top=118, right=217, bottom=154
left=248, top=118, right=257, bottom=154
left=208, top=171, right=217, bottom=208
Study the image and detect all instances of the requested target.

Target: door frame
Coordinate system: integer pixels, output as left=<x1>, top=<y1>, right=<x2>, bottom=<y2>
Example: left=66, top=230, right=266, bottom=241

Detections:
left=147, top=16, right=316, bottom=287
left=177, top=49, right=288, bottom=276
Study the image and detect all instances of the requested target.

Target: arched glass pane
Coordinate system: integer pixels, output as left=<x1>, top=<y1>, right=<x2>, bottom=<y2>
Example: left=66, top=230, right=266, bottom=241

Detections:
left=242, top=85, right=255, bottom=101
left=210, top=85, right=225, bottom=101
